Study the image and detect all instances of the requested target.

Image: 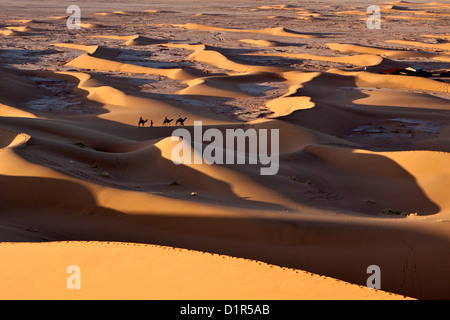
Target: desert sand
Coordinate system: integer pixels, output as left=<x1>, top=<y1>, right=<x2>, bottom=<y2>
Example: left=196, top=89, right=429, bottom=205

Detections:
left=0, top=0, right=449, bottom=300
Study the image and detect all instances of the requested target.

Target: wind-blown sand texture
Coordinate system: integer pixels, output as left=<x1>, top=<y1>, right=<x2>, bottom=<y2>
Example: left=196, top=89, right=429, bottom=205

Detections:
left=0, top=0, right=449, bottom=300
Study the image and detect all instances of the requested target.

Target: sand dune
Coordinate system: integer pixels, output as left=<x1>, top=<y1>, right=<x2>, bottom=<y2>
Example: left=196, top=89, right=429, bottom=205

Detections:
left=80, top=23, right=104, bottom=29
left=384, top=1, right=450, bottom=6
left=141, top=9, right=176, bottom=14
left=6, top=26, right=36, bottom=32
left=380, top=3, right=450, bottom=17
left=89, top=35, right=164, bottom=46
left=169, top=23, right=323, bottom=38
left=256, top=4, right=299, bottom=10
left=259, top=7, right=322, bottom=20
left=62, top=48, right=197, bottom=81
left=0, top=103, right=37, bottom=118
left=93, top=12, right=131, bottom=17
left=422, top=34, right=450, bottom=40
left=380, top=15, right=437, bottom=20
left=296, top=9, right=322, bottom=19
left=245, top=52, right=384, bottom=67
left=178, top=72, right=279, bottom=98
left=52, top=43, right=103, bottom=54
left=385, top=39, right=450, bottom=52
left=166, top=43, right=290, bottom=73
left=238, top=39, right=281, bottom=47
left=354, top=71, right=450, bottom=93
left=45, top=15, right=71, bottom=21
left=0, top=130, right=29, bottom=150
left=0, top=29, right=30, bottom=36
left=0, top=67, right=39, bottom=105
left=327, top=43, right=450, bottom=62
left=0, top=241, right=411, bottom=300
left=6, top=19, right=37, bottom=24
left=35, top=70, right=230, bottom=126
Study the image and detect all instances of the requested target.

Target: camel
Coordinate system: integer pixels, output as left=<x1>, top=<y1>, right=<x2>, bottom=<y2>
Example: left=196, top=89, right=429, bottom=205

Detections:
left=163, top=117, right=173, bottom=126
left=176, top=117, right=187, bottom=126
left=138, top=117, right=148, bottom=127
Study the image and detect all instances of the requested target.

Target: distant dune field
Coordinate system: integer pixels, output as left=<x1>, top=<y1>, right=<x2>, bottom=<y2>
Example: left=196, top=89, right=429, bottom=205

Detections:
left=0, top=0, right=449, bottom=300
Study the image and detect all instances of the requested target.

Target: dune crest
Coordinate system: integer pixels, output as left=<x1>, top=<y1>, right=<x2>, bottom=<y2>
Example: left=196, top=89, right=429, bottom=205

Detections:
left=385, top=39, right=450, bottom=52
left=1, top=0, right=450, bottom=301
left=327, top=42, right=450, bottom=62
left=170, top=23, right=323, bottom=38
left=0, top=241, right=412, bottom=300
left=245, top=52, right=384, bottom=67
left=238, top=39, right=280, bottom=47
left=64, top=49, right=196, bottom=81
left=89, top=34, right=164, bottom=46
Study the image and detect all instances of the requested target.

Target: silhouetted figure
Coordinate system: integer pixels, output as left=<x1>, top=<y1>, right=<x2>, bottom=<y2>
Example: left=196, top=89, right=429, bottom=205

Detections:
left=138, top=117, right=148, bottom=127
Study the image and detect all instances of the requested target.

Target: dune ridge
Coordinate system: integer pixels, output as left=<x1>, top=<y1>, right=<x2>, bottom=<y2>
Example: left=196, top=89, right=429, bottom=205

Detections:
left=62, top=47, right=197, bottom=81
left=169, top=23, right=324, bottom=38
left=0, top=241, right=412, bottom=300
left=327, top=43, right=450, bottom=62
left=385, top=39, right=450, bottom=52
left=245, top=52, right=384, bottom=67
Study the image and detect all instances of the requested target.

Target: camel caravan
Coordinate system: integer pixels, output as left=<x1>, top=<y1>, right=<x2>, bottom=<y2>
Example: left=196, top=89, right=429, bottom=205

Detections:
left=138, top=116, right=187, bottom=127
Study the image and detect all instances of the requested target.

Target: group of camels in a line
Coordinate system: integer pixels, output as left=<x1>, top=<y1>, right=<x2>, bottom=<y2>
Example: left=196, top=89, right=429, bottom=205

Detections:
left=138, top=116, right=187, bottom=128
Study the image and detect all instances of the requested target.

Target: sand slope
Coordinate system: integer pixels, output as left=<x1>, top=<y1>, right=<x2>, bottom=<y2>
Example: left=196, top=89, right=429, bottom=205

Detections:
left=0, top=0, right=450, bottom=300
left=0, top=241, right=412, bottom=300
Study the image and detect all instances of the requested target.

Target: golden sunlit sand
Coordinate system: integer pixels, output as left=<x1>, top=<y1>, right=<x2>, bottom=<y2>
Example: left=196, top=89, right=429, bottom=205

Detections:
left=0, top=0, right=449, bottom=300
